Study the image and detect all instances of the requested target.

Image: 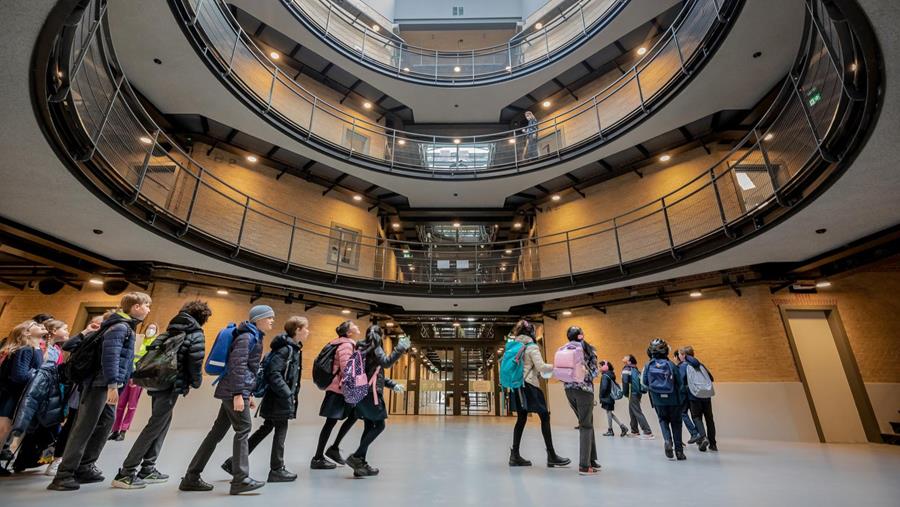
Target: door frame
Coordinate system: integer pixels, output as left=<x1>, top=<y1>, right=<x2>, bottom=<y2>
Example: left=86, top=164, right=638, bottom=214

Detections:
left=778, top=305, right=882, bottom=443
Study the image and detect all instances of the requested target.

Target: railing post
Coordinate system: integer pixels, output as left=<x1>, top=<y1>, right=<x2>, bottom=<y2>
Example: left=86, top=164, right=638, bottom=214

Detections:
left=672, top=25, right=689, bottom=76
left=397, top=42, right=404, bottom=76
left=661, top=197, right=678, bottom=259
left=324, top=2, right=332, bottom=33
left=347, top=118, right=357, bottom=159
left=613, top=217, right=625, bottom=274
left=790, top=74, right=837, bottom=163
left=81, top=75, right=124, bottom=161
left=635, top=66, right=647, bottom=112
left=128, top=129, right=160, bottom=204
left=754, top=128, right=789, bottom=207
left=474, top=245, right=480, bottom=293
left=519, top=239, right=526, bottom=289
left=709, top=167, right=731, bottom=236
left=389, top=129, right=397, bottom=170
left=434, top=49, right=438, bottom=82
left=333, top=230, right=344, bottom=282
left=225, top=26, right=243, bottom=77
left=264, top=68, right=277, bottom=113
left=592, top=96, right=603, bottom=140
left=67, top=3, right=108, bottom=87
left=553, top=117, right=562, bottom=159
left=178, top=167, right=204, bottom=237
left=471, top=49, right=476, bottom=81
left=512, top=133, right=519, bottom=171
left=565, top=231, right=575, bottom=284
left=189, top=0, right=206, bottom=25
left=507, top=41, right=513, bottom=72
left=307, top=97, right=317, bottom=139
left=360, top=27, right=368, bottom=61
left=381, top=239, right=388, bottom=289
left=579, top=2, right=587, bottom=34
left=283, top=216, right=296, bottom=273
left=232, top=195, right=251, bottom=257
left=544, top=27, right=550, bottom=60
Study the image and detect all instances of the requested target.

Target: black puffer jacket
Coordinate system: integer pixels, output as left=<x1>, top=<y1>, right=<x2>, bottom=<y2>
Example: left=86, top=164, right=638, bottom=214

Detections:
left=259, top=333, right=302, bottom=420
left=11, top=363, right=63, bottom=436
left=358, top=340, right=404, bottom=394
left=214, top=321, right=263, bottom=400
left=599, top=371, right=618, bottom=410
left=163, top=312, right=206, bottom=395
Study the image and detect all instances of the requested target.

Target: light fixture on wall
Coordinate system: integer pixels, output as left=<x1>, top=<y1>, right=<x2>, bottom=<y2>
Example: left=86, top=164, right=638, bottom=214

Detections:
left=246, top=155, right=257, bottom=163
left=217, top=289, right=229, bottom=295
left=815, top=281, right=832, bottom=288
left=562, top=310, right=572, bottom=316
left=659, top=154, right=672, bottom=162
left=452, top=222, right=461, bottom=227
left=452, top=322, right=460, bottom=327
left=637, top=47, right=647, bottom=56
left=353, top=195, right=363, bottom=201
left=453, top=139, right=461, bottom=144
left=764, top=133, right=775, bottom=141
left=371, top=24, right=380, bottom=32
left=453, top=66, right=461, bottom=72
left=402, top=67, right=410, bottom=72
left=508, top=138, right=516, bottom=144
left=551, top=194, right=561, bottom=201
left=341, top=309, right=352, bottom=315
left=499, top=265, right=507, bottom=271
left=513, top=222, right=522, bottom=229
left=504, top=249, right=512, bottom=254
left=392, top=223, right=401, bottom=229
left=89, top=278, right=103, bottom=285
left=139, top=136, right=152, bottom=145
left=397, top=139, right=406, bottom=145
left=689, top=290, right=703, bottom=298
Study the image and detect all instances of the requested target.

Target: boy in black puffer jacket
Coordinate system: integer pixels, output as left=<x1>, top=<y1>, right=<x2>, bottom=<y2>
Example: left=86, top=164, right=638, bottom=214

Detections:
left=48, top=292, right=152, bottom=491
left=112, top=300, right=211, bottom=489
left=223, top=316, right=307, bottom=483
left=181, top=305, right=274, bottom=496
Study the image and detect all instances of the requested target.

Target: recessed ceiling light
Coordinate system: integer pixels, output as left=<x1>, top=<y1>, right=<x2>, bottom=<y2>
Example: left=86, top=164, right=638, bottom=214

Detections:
left=535, top=22, right=543, bottom=30
left=499, top=266, right=507, bottom=271
left=849, top=62, right=858, bottom=72
left=508, top=138, right=516, bottom=144
left=690, top=291, right=703, bottom=298
left=246, top=155, right=257, bottom=163
left=363, top=102, right=372, bottom=109
left=89, top=278, right=103, bottom=285
left=551, top=195, right=561, bottom=201
left=637, top=47, right=647, bottom=56
left=217, top=289, right=229, bottom=295
left=542, top=100, right=551, bottom=108
left=453, top=139, right=461, bottom=144
left=453, top=222, right=461, bottom=227
left=764, top=133, right=774, bottom=141
left=139, top=136, right=152, bottom=145
left=453, top=322, right=460, bottom=327
left=815, top=281, right=832, bottom=288
left=397, top=139, right=406, bottom=145
left=409, top=266, right=415, bottom=271
left=392, top=223, right=400, bottom=229
left=453, top=66, right=461, bottom=72
left=270, top=51, right=280, bottom=60
left=513, top=222, right=522, bottom=229
left=372, top=24, right=380, bottom=32
left=505, top=249, right=512, bottom=254
left=659, top=154, right=671, bottom=162
left=353, top=195, right=363, bottom=201
left=467, top=317, right=475, bottom=322
left=562, top=310, right=572, bottom=316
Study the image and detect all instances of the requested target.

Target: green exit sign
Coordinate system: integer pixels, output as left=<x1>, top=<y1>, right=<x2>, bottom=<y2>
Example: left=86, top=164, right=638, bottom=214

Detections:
left=806, top=86, right=822, bottom=107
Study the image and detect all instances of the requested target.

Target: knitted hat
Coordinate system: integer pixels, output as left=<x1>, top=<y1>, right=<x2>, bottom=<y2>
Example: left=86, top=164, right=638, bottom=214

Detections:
left=249, top=305, right=275, bottom=322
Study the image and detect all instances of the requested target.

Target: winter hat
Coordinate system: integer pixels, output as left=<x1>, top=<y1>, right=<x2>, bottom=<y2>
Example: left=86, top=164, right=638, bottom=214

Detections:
left=249, top=305, right=275, bottom=322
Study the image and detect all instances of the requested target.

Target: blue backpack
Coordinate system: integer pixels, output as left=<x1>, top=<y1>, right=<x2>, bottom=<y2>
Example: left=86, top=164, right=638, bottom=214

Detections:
left=646, top=359, right=675, bottom=394
left=204, top=323, right=238, bottom=376
left=499, top=341, right=529, bottom=389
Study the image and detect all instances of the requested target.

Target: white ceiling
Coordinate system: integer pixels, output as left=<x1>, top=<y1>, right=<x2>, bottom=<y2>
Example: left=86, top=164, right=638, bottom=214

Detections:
left=107, top=0, right=803, bottom=207
left=0, top=0, right=897, bottom=313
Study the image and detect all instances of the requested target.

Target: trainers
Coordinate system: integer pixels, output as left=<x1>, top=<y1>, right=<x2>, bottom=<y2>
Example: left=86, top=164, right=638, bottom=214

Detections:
left=620, top=425, right=629, bottom=437
left=47, top=477, right=80, bottom=491
left=75, top=465, right=104, bottom=483
left=310, top=457, right=336, bottom=470
left=347, top=456, right=379, bottom=478
left=111, top=471, right=146, bottom=490
left=627, top=432, right=640, bottom=438
left=107, top=431, right=121, bottom=442
left=589, top=461, right=602, bottom=470
left=230, top=478, right=265, bottom=495
left=698, top=437, right=709, bottom=452
left=325, top=446, right=346, bottom=466
left=578, top=466, right=600, bottom=476
left=602, top=429, right=615, bottom=437
left=675, top=449, right=687, bottom=461
left=138, top=467, right=169, bottom=484
left=45, top=458, right=62, bottom=476
left=179, top=475, right=213, bottom=492
left=267, top=467, right=297, bottom=483
left=688, top=434, right=701, bottom=445
left=640, top=433, right=656, bottom=440
left=664, top=441, right=675, bottom=460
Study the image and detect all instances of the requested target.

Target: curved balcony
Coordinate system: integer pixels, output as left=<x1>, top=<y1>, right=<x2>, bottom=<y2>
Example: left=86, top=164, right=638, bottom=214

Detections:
left=278, top=0, right=631, bottom=86
left=36, top=0, right=879, bottom=298
left=170, top=0, right=740, bottom=179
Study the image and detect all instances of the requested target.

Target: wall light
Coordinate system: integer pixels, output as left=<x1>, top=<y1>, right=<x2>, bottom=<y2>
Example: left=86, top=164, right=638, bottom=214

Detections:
left=89, top=278, right=104, bottom=285
left=246, top=155, right=258, bottom=163
left=453, top=66, right=461, bottom=72
left=270, top=51, right=280, bottom=60
left=453, top=139, right=461, bottom=144
left=659, top=154, right=672, bottom=162
left=815, top=281, right=832, bottom=288
left=139, top=136, right=153, bottom=145
left=403, top=67, right=410, bottom=72
left=562, top=310, right=572, bottom=316
left=551, top=195, right=561, bottom=201
left=372, top=24, right=380, bottom=32
left=453, top=222, right=461, bottom=227
left=397, top=139, right=406, bottom=145
left=764, top=133, right=774, bottom=141
left=341, top=309, right=352, bottom=315
left=689, top=291, right=703, bottom=298
left=508, top=138, right=516, bottom=144
left=353, top=195, right=363, bottom=201
left=504, top=249, right=513, bottom=254
left=392, top=223, right=401, bottom=229
left=513, top=222, right=522, bottom=229
left=217, top=289, right=229, bottom=295
left=637, top=47, right=647, bottom=56
left=453, top=322, right=460, bottom=327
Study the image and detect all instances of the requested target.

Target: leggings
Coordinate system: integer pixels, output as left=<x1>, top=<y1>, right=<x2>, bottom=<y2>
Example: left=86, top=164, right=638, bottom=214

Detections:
left=352, top=419, right=386, bottom=460
left=512, top=410, right=555, bottom=454
left=314, top=415, right=358, bottom=458
left=606, top=409, right=625, bottom=430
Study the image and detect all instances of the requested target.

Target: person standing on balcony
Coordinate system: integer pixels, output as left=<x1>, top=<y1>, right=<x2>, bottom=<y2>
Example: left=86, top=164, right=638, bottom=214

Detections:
left=522, top=111, right=540, bottom=160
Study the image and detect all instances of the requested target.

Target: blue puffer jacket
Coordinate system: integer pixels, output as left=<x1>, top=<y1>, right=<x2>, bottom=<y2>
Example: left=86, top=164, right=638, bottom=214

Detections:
left=214, top=322, right=263, bottom=400
left=11, top=362, right=64, bottom=436
left=90, top=312, right=139, bottom=388
left=0, top=347, right=42, bottom=393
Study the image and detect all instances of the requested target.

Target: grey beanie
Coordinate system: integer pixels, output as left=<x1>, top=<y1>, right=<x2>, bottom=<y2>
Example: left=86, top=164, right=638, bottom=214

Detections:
left=249, top=305, right=275, bottom=322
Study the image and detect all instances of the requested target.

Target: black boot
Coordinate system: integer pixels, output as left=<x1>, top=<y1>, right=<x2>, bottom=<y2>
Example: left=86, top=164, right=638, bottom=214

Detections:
left=546, top=451, right=571, bottom=468
left=675, top=448, right=687, bottom=461
left=229, top=477, right=265, bottom=495
left=268, top=468, right=297, bottom=482
left=178, top=475, right=213, bottom=492
left=508, top=448, right=532, bottom=467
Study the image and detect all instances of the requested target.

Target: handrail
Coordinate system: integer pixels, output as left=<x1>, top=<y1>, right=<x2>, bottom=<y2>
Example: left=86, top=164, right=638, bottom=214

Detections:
left=42, top=0, right=873, bottom=295
left=280, top=0, right=625, bottom=85
left=173, top=0, right=735, bottom=179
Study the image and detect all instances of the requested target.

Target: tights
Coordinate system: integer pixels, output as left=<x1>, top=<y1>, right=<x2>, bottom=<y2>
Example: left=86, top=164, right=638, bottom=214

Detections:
left=352, top=420, right=386, bottom=460
left=512, top=410, right=555, bottom=454
left=314, top=415, right=358, bottom=458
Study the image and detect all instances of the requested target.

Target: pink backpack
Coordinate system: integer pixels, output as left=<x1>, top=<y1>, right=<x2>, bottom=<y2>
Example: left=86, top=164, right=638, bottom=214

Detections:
left=341, top=350, right=381, bottom=405
left=553, top=341, right=586, bottom=383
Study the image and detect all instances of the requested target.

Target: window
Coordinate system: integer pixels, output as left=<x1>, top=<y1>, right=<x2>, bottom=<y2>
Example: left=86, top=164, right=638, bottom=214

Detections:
left=344, top=129, right=370, bottom=155
left=327, top=223, right=361, bottom=270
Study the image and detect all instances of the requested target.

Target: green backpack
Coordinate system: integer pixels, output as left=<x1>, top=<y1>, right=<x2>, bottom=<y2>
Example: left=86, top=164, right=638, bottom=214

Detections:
left=131, top=331, right=187, bottom=390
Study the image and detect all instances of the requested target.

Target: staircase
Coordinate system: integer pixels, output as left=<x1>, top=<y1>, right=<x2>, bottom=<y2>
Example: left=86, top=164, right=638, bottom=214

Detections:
left=881, top=412, right=900, bottom=445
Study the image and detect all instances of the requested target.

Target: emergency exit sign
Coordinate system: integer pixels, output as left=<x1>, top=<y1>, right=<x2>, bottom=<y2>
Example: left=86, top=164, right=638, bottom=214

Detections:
left=807, top=86, right=822, bottom=107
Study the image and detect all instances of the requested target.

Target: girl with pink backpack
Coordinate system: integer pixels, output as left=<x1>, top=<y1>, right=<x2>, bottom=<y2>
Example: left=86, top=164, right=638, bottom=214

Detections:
left=555, top=326, right=601, bottom=476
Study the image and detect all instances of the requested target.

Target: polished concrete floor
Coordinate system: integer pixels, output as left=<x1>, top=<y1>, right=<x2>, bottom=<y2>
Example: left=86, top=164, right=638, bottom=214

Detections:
left=3, top=416, right=899, bottom=506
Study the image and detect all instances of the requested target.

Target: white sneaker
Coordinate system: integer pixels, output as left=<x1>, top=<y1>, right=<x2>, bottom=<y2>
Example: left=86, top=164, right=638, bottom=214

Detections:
left=45, top=458, right=61, bottom=476
left=640, top=434, right=656, bottom=440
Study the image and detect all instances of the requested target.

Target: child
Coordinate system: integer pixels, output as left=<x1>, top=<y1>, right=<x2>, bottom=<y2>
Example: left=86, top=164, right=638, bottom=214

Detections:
left=598, top=361, right=628, bottom=437
left=643, top=338, right=686, bottom=461
left=109, top=323, right=158, bottom=441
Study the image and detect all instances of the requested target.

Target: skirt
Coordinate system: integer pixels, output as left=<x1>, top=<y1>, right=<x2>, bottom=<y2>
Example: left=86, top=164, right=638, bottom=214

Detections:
left=509, top=383, right=548, bottom=414
left=319, top=391, right=355, bottom=420
left=354, top=389, right=388, bottom=421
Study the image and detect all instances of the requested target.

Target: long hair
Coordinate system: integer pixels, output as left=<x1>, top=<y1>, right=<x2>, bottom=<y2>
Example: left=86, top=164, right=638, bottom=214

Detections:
left=1, top=320, right=36, bottom=356
left=357, top=324, right=383, bottom=355
left=511, top=319, right=535, bottom=339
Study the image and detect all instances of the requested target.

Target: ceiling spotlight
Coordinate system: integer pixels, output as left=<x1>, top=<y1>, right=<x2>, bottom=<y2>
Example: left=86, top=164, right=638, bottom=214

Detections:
left=499, top=266, right=507, bottom=271
left=504, top=249, right=512, bottom=254
left=392, top=223, right=401, bottom=229
left=89, top=278, right=103, bottom=285
left=659, top=154, right=672, bottom=162
left=551, top=194, right=561, bottom=201
left=453, top=139, right=461, bottom=144
left=270, top=51, right=280, bottom=60
left=637, top=47, right=647, bottom=56
left=849, top=62, right=858, bottom=72
left=246, top=155, right=258, bottom=163
left=815, top=281, right=832, bottom=288
left=690, top=291, right=703, bottom=298
left=513, top=222, right=522, bottom=229
left=467, top=317, right=475, bottom=322
left=453, top=222, right=461, bottom=228
left=397, top=139, right=406, bottom=145
left=508, top=138, right=516, bottom=144
left=341, top=309, right=351, bottom=315
left=372, top=24, right=380, bottom=32
left=764, top=133, right=774, bottom=141
left=453, top=66, right=461, bottom=72
left=385, top=322, right=394, bottom=327
left=452, top=322, right=460, bottom=327
left=409, top=266, right=415, bottom=271
left=535, top=22, right=543, bottom=30
left=353, top=195, right=363, bottom=201
left=363, top=102, right=372, bottom=109
left=139, top=136, right=152, bottom=145
left=562, top=310, right=572, bottom=316
left=217, top=289, right=229, bottom=295
left=542, top=100, right=551, bottom=108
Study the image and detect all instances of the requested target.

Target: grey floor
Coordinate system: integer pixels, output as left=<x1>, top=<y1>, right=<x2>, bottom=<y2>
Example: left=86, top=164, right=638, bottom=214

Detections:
left=3, top=416, right=899, bottom=506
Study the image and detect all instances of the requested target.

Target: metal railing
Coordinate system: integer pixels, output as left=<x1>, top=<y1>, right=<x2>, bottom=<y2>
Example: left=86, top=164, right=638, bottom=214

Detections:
left=174, top=0, right=734, bottom=179
left=280, top=0, right=626, bottom=85
left=46, top=0, right=867, bottom=295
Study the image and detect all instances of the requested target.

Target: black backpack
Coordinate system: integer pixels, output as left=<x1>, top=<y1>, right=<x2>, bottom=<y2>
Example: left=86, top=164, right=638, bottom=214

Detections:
left=131, top=331, right=187, bottom=391
left=312, top=343, right=339, bottom=390
left=64, top=321, right=118, bottom=384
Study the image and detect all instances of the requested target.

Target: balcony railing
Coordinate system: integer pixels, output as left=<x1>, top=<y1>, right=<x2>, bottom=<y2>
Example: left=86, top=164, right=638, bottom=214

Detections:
left=279, top=0, right=628, bottom=85
left=172, top=0, right=738, bottom=179
left=40, top=0, right=876, bottom=297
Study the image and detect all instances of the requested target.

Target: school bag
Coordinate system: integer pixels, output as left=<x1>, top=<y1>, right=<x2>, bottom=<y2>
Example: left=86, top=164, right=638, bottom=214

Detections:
left=312, top=342, right=339, bottom=390
left=499, top=340, right=529, bottom=389
left=131, top=331, right=187, bottom=391
left=627, top=366, right=645, bottom=395
left=341, top=350, right=377, bottom=405
left=63, top=320, right=117, bottom=384
left=686, top=363, right=715, bottom=398
left=204, top=323, right=237, bottom=376
left=646, top=359, right=675, bottom=394
left=253, top=349, right=295, bottom=398
left=610, top=378, right=624, bottom=400
left=552, top=341, right=586, bottom=383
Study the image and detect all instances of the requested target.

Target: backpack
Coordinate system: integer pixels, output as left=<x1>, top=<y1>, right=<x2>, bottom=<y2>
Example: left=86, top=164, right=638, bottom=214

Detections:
left=646, top=359, right=675, bottom=394
left=553, top=342, right=586, bottom=383
left=312, top=342, right=339, bottom=390
left=252, top=349, right=294, bottom=398
left=63, top=321, right=118, bottom=384
left=341, top=350, right=377, bottom=405
left=610, top=378, right=624, bottom=400
left=131, top=331, right=187, bottom=391
left=626, top=366, right=645, bottom=395
left=499, top=341, right=528, bottom=389
left=204, top=323, right=238, bottom=376
left=686, top=363, right=715, bottom=398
